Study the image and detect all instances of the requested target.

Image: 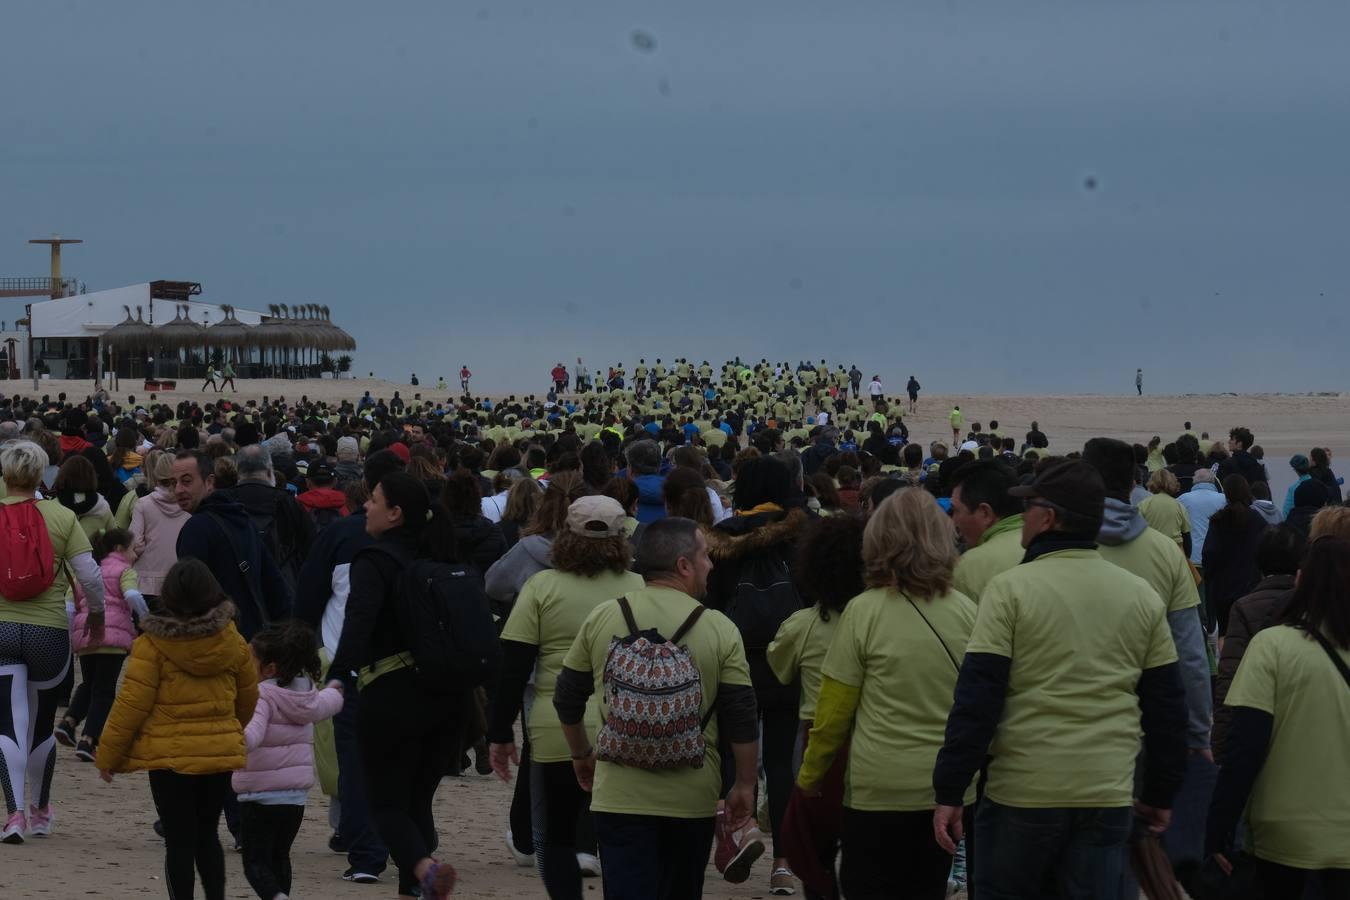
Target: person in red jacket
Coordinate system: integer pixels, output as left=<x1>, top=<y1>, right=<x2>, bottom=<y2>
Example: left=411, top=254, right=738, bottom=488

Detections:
left=550, top=363, right=567, bottom=393
left=297, top=463, right=347, bottom=531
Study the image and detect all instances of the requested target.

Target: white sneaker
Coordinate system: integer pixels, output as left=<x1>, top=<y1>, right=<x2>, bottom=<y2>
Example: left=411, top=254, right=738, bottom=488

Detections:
left=576, top=852, right=601, bottom=877
left=505, top=830, right=534, bottom=867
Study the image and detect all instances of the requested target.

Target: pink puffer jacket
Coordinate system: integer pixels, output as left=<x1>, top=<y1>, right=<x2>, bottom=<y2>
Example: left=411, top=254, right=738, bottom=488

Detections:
left=71, top=551, right=138, bottom=654
left=232, top=678, right=344, bottom=795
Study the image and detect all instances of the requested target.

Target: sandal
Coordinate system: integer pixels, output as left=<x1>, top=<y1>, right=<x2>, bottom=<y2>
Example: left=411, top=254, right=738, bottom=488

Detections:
left=418, top=860, right=457, bottom=899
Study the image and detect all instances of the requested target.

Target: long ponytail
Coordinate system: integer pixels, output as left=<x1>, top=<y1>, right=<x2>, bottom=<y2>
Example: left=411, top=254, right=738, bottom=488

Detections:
left=377, top=471, right=458, bottom=563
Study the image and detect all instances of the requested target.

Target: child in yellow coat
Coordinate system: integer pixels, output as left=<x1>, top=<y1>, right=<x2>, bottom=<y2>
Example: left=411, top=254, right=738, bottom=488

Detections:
left=96, top=559, right=258, bottom=900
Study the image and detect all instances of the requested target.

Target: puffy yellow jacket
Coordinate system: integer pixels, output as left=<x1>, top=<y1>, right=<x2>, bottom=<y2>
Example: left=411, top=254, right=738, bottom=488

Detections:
left=95, top=602, right=259, bottom=775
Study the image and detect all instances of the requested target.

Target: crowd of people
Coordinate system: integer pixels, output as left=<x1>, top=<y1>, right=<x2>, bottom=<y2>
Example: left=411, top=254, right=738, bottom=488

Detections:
left=0, top=361, right=1346, bottom=900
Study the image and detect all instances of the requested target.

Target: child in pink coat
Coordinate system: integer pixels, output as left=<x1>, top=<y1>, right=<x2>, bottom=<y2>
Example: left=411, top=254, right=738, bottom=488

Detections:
left=232, top=621, right=344, bottom=900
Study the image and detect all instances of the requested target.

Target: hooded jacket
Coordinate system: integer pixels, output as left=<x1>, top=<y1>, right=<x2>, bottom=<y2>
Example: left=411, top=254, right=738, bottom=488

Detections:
left=129, top=487, right=190, bottom=596
left=71, top=550, right=140, bottom=654
left=95, top=601, right=258, bottom=775
left=1251, top=499, right=1282, bottom=526
left=633, top=473, right=667, bottom=524
left=232, top=676, right=344, bottom=795
left=1212, top=574, right=1295, bottom=763
left=1202, top=504, right=1268, bottom=632
left=176, top=492, right=292, bottom=639
left=484, top=534, right=553, bottom=611
left=297, top=486, right=347, bottom=518
left=705, top=507, right=810, bottom=708
left=452, top=514, right=506, bottom=574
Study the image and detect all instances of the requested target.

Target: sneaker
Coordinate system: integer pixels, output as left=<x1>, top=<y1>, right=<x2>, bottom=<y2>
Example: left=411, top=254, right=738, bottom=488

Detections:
left=505, top=829, right=534, bottom=867
left=473, top=739, right=492, bottom=776
left=341, top=868, right=381, bottom=884
left=74, top=739, right=96, bottom=764
left=769, top=866, right=796, bottom=895
left=27, top=807, right=53, bottom=838
left=576, top=852, right=601, bottom=877
left=53, top=719, right=77, bottom=748
left=1, top=811, right=26, bottom=844
left=329, top=833, right=351, bottom=855
left=714, top=814, right=765, bottom=884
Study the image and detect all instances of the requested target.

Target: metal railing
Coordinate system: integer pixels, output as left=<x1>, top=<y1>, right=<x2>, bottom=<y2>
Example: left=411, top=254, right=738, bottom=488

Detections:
left=0, top=277, right=83, bottom=296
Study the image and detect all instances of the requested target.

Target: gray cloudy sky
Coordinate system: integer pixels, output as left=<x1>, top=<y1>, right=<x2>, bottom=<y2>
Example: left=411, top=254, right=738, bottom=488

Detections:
left=4, top=1, right=1348, bottom=394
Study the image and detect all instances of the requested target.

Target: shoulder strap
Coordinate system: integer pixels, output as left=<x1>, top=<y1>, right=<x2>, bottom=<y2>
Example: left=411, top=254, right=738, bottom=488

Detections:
left=205, top=511, right=265, bottom=622
left=907, top=597, right=961, bottom=675
left=616, top=596, right=640, bottom=638
left=671, top=605, right=706, bottom=644
left=1305, top=626, right=1350, bottom=691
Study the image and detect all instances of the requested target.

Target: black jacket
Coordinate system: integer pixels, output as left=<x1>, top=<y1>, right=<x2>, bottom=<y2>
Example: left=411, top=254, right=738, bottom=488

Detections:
left=1201, top=506, right=1268, bottom=635
left=1218, top=450, right=1266, bottom=488
left=328, top=529, right=416, bottom=679
left=176, top=491, right=292, bottom=639
left=452, top=514, right=507, bottom=574
left=800, top=441, right=836, bottom=477
left=229, top=479, right=317, bottom=586
left=295, top=513, right=373, bottom=629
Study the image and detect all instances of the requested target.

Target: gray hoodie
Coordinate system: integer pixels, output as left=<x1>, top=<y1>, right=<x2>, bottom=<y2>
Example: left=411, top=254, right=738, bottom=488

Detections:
left=484, top=534, right=553, bottom=611
left=1251, top=500, right=1282, bottom=526
left=1096, top=497, right=1213, bottom=750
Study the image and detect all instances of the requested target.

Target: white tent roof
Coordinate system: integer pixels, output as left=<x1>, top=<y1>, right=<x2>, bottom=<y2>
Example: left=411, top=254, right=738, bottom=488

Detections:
left=29, top=284, right=265, bottom=338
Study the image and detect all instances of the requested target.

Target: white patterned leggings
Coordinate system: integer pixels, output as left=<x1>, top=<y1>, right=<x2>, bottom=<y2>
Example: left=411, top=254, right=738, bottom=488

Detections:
left=0, top=622, right=71, bottom=815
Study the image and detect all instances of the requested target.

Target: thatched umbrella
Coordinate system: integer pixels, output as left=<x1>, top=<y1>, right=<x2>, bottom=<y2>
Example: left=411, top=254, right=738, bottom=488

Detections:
left=208, top=304, right=253, bottom=364
left=253, top=303, right=307, bottom=375
left=153, top=303, right=208, bottom=375
left=103, top=305, right=155, bottom=351
left=319, top=305, right=356, bottom=351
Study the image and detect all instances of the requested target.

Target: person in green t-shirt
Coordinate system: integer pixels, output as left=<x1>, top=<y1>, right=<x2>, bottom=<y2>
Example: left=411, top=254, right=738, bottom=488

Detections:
left=932, top=460, right=1187, bottom=899
left=948, top=406, right=963, bottom=444
left=487, top=496, right=644, bottom=896
left=552, top=518, right=759, bottom=899
left=1206, top=535, right=1350, bottom=889
left=949, top=460, right=1025, bottom=604
left=798, top=490, right=977, bottom=900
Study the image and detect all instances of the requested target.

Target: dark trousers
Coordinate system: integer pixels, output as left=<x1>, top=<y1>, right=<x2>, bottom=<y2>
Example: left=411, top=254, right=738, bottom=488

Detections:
left=239, top=802, right=304, bottom=899
left=592, top=812, right=716, bottom=900
left=334, top=672, right=387, bottom=875
left=220, top=377, right=235, bottom=391
left=67, top=652, right=126, bottom=742
left=840, top=806, right=964, bottom=900
left=148, top=769, right=231, bottom=900
left=510, top=736, right=534, bottom=853
left=1257, top=858, right=1350, bottom=898
left=721, top=699, right=797, bottom=857
left=974, top=800, right=1132, bottom=900
left=531, top=760, right=592, bottom=900
left=358, top=669, right=457, bottom=895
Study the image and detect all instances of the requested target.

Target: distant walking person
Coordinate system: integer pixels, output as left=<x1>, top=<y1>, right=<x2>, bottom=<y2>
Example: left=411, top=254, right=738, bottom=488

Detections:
left=907, top=375, right=921, bottom=413
left=202, top=364, right=219, bottom=393
left=219, top=361, right=236, bottom=392
left=949, top=405, right=963, bottom=445
left=868, top=375, right=884, bottom=411
left=1136, top=368, right=1143, bottom=396
left=460, top=365, right=472, bottom=394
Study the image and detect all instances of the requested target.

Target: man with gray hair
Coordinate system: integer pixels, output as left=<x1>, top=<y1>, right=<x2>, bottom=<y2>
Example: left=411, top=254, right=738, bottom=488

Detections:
left=229, top=443, right=315, bottom=597
left=1178, top=468, right=1227, bottom=567
left=0, top=421, right=20, bottom=445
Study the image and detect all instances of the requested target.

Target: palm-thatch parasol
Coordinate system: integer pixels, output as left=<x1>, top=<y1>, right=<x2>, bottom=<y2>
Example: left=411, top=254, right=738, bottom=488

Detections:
left=207, top=304, right=253, bottom=348
left=154, top=303, right=207, bottom=350
left=320, top=305, right=356, bottom=351
left=103, top=305, right=155, bottom=351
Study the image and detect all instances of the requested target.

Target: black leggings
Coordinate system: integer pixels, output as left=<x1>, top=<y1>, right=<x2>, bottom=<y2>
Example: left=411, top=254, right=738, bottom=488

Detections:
left=531, top=760, right=593, bottom=900
left=840, top=806, right=966, bottom=900
left=240, top=802, right=304, bottom=899
left=722, top=700, right=798, bottom=857
left=510, top=736, right=534, bottom=853
left=0, top=622, right=71, bottom=814
left=358, top=669, right=459, bottom=895
left=149, top=769, right=230, bottom=900
left=1256, top=858, right=1350, bottom=898
left=67, top=652, right=127, bottom=743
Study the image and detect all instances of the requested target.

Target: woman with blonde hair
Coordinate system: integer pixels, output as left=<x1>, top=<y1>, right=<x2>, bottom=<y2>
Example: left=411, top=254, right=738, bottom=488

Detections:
left=128, top=451, right=190, bottom=609
left=1139, top=468, right=1192, bottom=554
left=796, top=489, right=977, bottom=900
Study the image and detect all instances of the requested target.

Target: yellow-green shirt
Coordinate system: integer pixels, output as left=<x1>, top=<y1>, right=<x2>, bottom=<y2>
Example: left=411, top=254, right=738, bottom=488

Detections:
left=1225, top=625, right=1350, bottom=869
left=1138, top=494, right=1191, bottom=547
left=822, top=587, right=978, bottom=811
left=766, top=606, right=838, bottom=722
left=969, top=549, right=1177, bottom=807
left=501, top=568, right=644, bottom=763
left=952, top=515, right=1025, bottom=604
left=563, top=586, right=751, bottom=819
left=1097, top=526, right=1200, bottom=614
left=0, top=495, right=92, bottom=630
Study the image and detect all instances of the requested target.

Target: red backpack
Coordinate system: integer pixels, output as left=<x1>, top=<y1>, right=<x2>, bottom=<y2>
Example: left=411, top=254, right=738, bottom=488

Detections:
left=0, top=500, right=56, bottom=601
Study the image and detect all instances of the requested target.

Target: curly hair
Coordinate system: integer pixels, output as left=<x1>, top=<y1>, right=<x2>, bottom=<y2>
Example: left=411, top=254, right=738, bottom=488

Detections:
left=863, top=488, right=957, bottom=599
left=796, top=515, right=865, bottom=621
left=550, top=529, right=632, bottom=577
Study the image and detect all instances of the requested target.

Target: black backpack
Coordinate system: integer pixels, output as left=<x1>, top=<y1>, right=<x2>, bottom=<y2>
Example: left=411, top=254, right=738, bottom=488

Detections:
left=309, top=505, right=343, bottom=533
left=727, top=554, right=803, bottom=653
left=371, top=548, right=502, bottom=694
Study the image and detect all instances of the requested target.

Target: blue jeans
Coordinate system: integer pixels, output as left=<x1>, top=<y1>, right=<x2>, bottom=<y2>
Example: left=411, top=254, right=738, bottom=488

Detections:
left=974, top=800, right=1133, bottom=900
left=335, top=673, right=388, bottom=875
left=592, top=812, right=715, bottom=900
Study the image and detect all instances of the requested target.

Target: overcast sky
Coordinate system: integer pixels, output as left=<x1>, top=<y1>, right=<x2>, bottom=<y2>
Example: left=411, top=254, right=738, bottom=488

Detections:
left=4, top=1, right=1348, bottom=394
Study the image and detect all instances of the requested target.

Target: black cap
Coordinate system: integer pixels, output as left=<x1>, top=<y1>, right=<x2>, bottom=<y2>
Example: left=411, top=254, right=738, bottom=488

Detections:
left=1008, top=460, right=1106, bottom=526
left=308, top=461, right=335, bottom=483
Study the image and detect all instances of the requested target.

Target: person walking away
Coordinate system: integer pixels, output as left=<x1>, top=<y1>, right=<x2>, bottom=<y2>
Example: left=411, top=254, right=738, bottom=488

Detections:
left=228, top=444, right=315, bottom=603
left=867, top=375, right=883, bottom=411
left=52, top=455, right=115, bottom=540
left=1178, top=469, right=1227, bottom=567
left=705, top=457, right=809, bottom=893
left=1083, top=438, right=1214, bottom=871
left=202, top=363, right=219, bottom=393
left=294, top=449, right=405, bottom=886
left=798, top=491, right=977, bottom=900
left=767, top=516, right=865, bottom=900
left=488, top=496, right=644, bottom=897
left=1203, top=536, right=1350, bottom=897
left=1139, top=469, right=1192, bottom=555
left=1136, top=368, right=1144, bottom=395
left=220, top=360, right=237, bottom=392
left=1285, top=477, right=1330, bottom=538
left=848, top=366, right=862, bottom=400
left=460, top=365, right=472, bottom=395
left=1201, top=475, right=1268, bottom=636
left=552, top=517, right=760, bottom=900
left=1211, top=524, right=1306, bottom=763
left=906, top=375, right=920, bottom=413
left=55, top=529, right=147, bottom=763
left=128, top=453, right=190, bottom=610
left=0, top=440, right=107, bottom=843
left=297, top=462, right=348, bottom=532
left=1308, top=446, right=1343, bottom=505
left=949, top=405, right=963, bottom=445
left=950, top=460, right=1025, bottom=604
left=932, top=461, right=1188, bottom=900
left=95, top=559, right=259, bottom=900
left=234, top=621, right=345, bottom=900
left=327, top=472, right=485, bottom=899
